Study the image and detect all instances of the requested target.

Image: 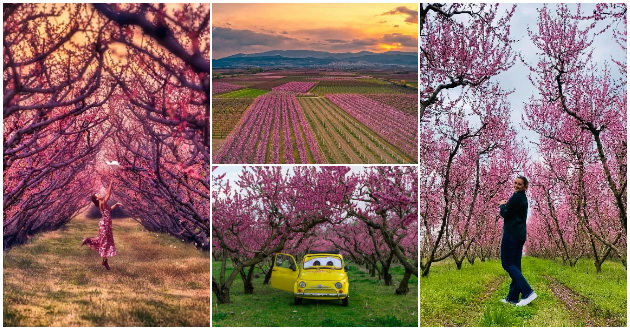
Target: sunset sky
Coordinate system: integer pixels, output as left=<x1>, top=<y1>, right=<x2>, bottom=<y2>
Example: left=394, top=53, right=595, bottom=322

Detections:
left=212, top=3, right=418, bottom=59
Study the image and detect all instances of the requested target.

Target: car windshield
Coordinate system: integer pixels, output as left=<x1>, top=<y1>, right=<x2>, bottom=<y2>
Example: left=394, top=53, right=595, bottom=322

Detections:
left=303, top=256, right=342, bottom=269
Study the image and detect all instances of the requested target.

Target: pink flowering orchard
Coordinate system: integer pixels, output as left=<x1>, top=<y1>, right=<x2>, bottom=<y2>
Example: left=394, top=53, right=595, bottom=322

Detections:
left=524, top=4, right=626, bottom=268
left=420, top=2, right=626, bottom=278
left=4, top=4, right=210, bottom=250
left=419, top=3, right=515, bottom=120
left=212, top=166, right=418, bottom=304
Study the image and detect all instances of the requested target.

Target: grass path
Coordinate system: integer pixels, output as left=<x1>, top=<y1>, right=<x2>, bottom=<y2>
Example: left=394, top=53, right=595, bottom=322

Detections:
left=212, top=262, right=418, bottom=327
left=4, top=214, right=210, bottom=326
left=420, top=257, right=626, bottom=327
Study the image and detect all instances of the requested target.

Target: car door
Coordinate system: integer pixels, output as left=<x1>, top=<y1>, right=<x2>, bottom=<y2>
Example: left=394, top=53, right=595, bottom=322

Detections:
left=271, top=253, right=299, bottom=292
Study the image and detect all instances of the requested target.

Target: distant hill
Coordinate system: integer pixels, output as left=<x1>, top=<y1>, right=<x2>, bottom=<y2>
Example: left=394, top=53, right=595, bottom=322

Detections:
left=213, top=50, right=418, bottom=69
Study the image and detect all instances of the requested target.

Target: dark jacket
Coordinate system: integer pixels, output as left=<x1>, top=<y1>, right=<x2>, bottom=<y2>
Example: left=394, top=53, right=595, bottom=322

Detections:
left=499, top=190, right=528, bottom=242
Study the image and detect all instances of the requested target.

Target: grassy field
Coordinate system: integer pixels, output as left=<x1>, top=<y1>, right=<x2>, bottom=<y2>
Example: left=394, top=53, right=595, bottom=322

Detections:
left=217, top=88, right=268, bottom=98
left=212, top=262, right=418, bottom=327
left=420, top=257, right=626, bottom=327
left=4, top=215, right=210, bottom=326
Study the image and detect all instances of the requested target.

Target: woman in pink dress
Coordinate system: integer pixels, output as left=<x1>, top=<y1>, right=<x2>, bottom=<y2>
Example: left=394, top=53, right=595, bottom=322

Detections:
left=82, top=181, right=122, bottom=270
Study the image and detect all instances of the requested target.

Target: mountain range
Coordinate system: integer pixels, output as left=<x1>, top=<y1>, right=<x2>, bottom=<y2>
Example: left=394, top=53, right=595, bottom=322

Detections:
left=213, top=50, right=418, bottom=69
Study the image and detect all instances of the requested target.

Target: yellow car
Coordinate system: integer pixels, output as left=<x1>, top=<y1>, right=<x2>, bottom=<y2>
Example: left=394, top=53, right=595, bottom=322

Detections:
left=271, top=251, right=350, bottom=306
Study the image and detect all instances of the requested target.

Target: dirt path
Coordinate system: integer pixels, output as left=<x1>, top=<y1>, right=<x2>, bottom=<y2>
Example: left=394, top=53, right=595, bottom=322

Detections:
left=479, top=276, right=507, bottom=301
left=544, top=275, right=624, bottom=327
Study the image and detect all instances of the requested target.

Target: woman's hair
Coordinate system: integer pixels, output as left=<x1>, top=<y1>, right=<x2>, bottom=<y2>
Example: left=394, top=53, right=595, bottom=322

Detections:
left=516, top=175, right=529, bottom=189
left=91, top=194, right=100, bottom=208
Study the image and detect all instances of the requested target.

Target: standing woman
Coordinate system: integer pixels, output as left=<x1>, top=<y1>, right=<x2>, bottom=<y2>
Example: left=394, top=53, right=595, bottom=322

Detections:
left=498, top=176, right=537, bottom=306
left=82, top=180, right=122, bottom=270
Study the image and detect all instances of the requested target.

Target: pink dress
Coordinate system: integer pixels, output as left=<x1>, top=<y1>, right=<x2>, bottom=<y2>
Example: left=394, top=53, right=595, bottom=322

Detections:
left=84, top=206, right=116, bottom=257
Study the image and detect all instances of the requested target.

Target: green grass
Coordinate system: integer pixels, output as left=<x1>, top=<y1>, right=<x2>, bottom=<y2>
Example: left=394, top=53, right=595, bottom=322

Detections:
left=216, top=88, right=268, bottom=98
left=4, top=215, right=210, bottom=326
left=420, top=257, right=626, bottom=327
left=212, top=262, right=418, bottom=327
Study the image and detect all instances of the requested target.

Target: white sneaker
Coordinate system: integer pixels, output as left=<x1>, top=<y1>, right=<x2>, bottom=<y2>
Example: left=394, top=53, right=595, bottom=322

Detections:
left=515, top=292, right=537, bottom=306
left=500, top=298, right=516, bottom=305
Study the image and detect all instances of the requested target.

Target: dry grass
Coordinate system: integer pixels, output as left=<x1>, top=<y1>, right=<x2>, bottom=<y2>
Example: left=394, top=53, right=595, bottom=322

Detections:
left=4, top=214, right=209, bottom=326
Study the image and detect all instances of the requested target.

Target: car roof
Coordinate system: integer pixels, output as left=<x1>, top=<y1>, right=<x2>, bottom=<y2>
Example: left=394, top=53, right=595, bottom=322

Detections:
left=303, top=254, right=343, bottom=258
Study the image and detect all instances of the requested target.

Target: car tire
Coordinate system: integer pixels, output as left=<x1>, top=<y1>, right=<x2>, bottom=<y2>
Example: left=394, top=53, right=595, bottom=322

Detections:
left=294, top=297, right=302, bottom=305
left=341, top=297, right=348, bottom=307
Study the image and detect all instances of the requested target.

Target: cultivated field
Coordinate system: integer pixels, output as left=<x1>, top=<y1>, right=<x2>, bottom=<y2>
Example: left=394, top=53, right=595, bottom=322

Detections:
left=212, top=70, right=418, bottom=164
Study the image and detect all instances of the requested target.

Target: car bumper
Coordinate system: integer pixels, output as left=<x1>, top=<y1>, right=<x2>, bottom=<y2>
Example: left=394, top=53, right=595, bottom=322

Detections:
left=295, top=292, right=348, bottom=298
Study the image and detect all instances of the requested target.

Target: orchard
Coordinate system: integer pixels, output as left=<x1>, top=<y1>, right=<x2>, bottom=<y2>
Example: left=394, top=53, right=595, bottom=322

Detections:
left=420, top=3, right=626, bottom=326
left=212, top=166, right=418, bottom=305
left=3, top=4, right=210, bottom=250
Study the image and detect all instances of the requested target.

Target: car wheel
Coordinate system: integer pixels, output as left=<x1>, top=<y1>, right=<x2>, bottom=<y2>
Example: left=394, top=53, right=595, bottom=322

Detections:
left=341, top=297, right=348, bottom=307
left=294, top=297, right=302, bottom=305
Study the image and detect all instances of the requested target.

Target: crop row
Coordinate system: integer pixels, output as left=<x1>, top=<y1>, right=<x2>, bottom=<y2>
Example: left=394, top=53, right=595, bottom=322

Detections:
left=315, top=79, right=388, bottom=87
left=272, top=81, right=317, bottom=93
left=365, top=94, right=418, bottom=115
left=212, top=98, right=255, bottom=139
left=213, top=81, right=245, bottom=95
left=213, top=94, right=324, bottom=164
left=326, top=94, right=418, bottom=159
left=300, top=97, right=412, bottom=164
left=312, top=84, right=415, bottom=95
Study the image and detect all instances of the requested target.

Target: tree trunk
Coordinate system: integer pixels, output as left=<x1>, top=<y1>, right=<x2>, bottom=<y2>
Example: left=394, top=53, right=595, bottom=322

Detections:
left=466, top=253, right=476, bottom=265
left=240, top=264, right=255, bottom=294
left=212, top=279, right=231, bottom=304
left=421, top=263, right=431, bottom=277
left=263, top=258, right=274, bottom=285
left=594, top=260, right=603, bottom=273
left=395, top=269, right=412, bottom=295
left=454, top=258, right=463, bottom=270
left=382, top=267, right=393, bottom=286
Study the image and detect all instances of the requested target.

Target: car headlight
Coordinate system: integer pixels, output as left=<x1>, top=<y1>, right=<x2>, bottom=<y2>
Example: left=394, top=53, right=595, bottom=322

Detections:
left=299, top=281, right=306, bottom=288
left=335, top=282, right=342, bottom=289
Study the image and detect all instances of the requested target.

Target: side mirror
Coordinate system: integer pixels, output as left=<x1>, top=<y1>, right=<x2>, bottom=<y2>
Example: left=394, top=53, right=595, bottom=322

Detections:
left=344, top=266, right=349, bottom=272
left=290, top=264, right=296, bottom=271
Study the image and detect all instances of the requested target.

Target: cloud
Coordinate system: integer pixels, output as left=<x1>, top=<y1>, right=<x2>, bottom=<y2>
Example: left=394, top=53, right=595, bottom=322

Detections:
left=393, top=25, right=399, bottom=28
left=378, top=20, right=387, bottom=24
left=212, top=27, right=298, bottom=47
left=293, top=27, right=358, bottom=40
left=381, top=6, right=418, bottom=24
left=211, top=27, right=418, bottom=58
left=382, top=33, right=418, bottom=47
left=350, top=38, right=380, bottom=46
left=212, top=27, right=305, bottom=58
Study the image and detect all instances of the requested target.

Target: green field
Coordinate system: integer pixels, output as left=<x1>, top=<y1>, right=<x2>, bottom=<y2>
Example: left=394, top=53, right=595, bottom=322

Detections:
left=420, top=257, right=626, bottom=327
left=212, top=262, right=418, bottom=327
left=216, top=88, right=268, bottom=98
left=4, top=215, right=210, bottom=327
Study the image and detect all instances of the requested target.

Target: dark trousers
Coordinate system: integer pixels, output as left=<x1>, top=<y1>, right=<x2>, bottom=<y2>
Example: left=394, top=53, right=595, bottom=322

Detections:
left=500, top=232, right=533, bottom=303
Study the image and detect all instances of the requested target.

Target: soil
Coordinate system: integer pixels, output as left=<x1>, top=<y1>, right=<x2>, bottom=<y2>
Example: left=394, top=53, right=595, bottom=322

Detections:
left=544, top=275, right=624, bottom=327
